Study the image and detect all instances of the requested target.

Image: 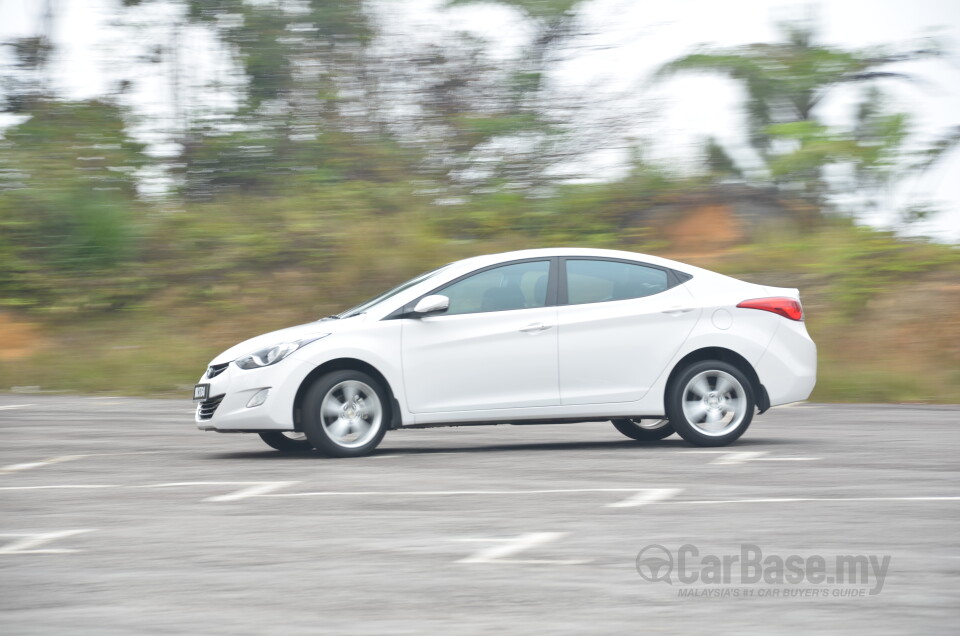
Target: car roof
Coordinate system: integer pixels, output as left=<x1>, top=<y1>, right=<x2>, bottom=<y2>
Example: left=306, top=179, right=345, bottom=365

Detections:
left=448, top=247, right=703, bottom=276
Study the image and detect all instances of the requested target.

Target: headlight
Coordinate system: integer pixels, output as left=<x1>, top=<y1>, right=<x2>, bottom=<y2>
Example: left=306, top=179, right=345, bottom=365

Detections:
left=234, top=335, right=329, bottom=370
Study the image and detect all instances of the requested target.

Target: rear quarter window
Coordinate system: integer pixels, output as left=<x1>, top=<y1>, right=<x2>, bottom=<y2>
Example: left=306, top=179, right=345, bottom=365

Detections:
left=565, top=259, right=672, bottom=305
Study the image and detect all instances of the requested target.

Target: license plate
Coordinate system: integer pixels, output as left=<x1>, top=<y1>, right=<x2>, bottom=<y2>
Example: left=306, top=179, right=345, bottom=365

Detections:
left=193, top=384, right=210, bottom=401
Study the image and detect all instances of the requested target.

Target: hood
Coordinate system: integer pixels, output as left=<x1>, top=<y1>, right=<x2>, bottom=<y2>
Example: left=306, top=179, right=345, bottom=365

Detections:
left=209, top=315, right=362, bottom=365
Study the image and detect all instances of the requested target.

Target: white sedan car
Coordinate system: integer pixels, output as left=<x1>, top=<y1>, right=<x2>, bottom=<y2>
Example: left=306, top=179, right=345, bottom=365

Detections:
left=194, top=248, right=816, bottom=456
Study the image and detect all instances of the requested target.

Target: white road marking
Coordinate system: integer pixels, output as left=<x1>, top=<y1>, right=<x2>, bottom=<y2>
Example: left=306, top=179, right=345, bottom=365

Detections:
left=1, top=481, right=299, bottom=501
left=145, top=481, right=300, bottom=502
left=205, top=481, right=299, bottom=502
left=457, top=532, right=587, bottom=565
left=1, top=455, right=85, bottom=474
left=679, top=450, right=820, bottom=463
left=0, top=485, right=117, bottom=490
left=72, top=451, right=179, bottom=458
left=270, top=487, right=651, bottom=498
left=661, top=496, right=960, bottom=506
left=368, top=452, right=462, bottom=459
left=0, top=529, right=94, bottom=554
left=145, top=481, right=276, bottom=487
left=0, top=481, right=955, bottom=510
left=606, top=488, right=683, bottom=508
left=710, top=451, right=768, bottom=465
left=0, top=404, right=34, bottom=410
left=1, top=451, right=179, bottom=475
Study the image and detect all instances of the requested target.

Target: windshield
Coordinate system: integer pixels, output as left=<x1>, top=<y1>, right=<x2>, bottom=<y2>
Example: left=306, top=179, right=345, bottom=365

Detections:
left=337, top=264, right=452, bottom=318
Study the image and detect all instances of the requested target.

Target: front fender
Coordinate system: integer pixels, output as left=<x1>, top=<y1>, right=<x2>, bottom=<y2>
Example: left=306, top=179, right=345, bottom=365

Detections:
left=289, top=320, right=408, bottom=423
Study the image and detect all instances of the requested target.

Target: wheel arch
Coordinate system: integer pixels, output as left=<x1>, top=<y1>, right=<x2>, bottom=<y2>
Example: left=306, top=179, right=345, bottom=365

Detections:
left=293, top=358, right=403, bottom=431
left=665, top=347, right=770, bottom=414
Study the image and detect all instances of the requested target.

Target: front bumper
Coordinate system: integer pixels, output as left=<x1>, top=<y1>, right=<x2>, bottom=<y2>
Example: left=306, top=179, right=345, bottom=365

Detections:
left=194, top=357, right=315, bottom=432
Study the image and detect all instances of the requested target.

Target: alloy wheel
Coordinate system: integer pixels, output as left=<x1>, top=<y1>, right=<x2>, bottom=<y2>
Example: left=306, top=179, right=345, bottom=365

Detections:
left=680, top=370, right=747, bottom=437
left=319, top=380, right=383, bottom=448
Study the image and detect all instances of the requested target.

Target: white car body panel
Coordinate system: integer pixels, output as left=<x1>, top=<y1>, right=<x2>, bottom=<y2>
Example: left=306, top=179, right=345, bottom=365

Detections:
left=557, top=285, right=700, bottom=405
left=195, top=247, right=817, bottom=434
left=402, top=306, right=560, bottom=412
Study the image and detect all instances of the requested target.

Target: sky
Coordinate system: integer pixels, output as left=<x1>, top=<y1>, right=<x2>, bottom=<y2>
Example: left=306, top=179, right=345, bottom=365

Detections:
left=1, top=0, right=959, bottom=240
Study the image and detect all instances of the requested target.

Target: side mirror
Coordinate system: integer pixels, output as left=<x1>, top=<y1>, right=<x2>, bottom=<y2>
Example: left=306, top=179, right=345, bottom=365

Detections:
left=412, top=294, right=449, bottom=317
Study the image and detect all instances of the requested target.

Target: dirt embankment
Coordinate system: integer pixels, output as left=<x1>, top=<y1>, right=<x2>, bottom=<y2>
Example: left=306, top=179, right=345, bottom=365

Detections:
left=0, top=313, right=43, bottom=361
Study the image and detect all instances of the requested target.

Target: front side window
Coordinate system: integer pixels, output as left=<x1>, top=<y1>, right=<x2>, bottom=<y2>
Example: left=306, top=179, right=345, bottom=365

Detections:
left=565, top=259, right=669, bottom=305
left=438, top=260, right=551, bottom=315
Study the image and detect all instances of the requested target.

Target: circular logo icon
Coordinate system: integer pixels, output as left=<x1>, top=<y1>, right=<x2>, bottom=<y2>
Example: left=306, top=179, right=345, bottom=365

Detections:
left=636, top=544, right=674, bottom=584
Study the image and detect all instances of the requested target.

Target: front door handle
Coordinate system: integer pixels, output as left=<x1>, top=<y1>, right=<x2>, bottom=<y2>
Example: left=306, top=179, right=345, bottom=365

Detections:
left=519, top=322, right=552, bottom=333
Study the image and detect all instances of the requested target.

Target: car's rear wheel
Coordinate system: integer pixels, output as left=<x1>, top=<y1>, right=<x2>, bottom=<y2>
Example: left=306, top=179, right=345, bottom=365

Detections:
left=302, top=370, right=388, bottom=458
left=258, top=431, right=313, bottom=453
left=666, top=360, right=754, bottom=446
left=611, top=418, right=675, bottom=441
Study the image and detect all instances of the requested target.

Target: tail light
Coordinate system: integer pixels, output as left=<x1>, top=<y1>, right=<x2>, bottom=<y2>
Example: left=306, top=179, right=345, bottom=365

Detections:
left=736, top=297, right=804, bottom=321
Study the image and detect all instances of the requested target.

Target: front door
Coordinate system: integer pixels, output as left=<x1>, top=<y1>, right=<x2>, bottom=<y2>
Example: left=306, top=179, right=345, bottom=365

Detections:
left=402, top=259, right=559, bottom=414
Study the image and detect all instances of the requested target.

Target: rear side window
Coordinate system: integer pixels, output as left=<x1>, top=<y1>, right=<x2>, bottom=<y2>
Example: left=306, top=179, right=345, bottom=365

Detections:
left=565, top=259, right=669, bottom=305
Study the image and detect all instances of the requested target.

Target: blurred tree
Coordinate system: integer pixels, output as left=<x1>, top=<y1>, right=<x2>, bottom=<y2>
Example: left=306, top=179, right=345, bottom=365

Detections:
left=375, top=31, right=553, bottom=194
left=0, top=99, right=145, bottom=264
left=126, top=0, right=636, bottom=202
left=0, top=97, right=147, bottom=314
left=703, top=136, right=743, bottom=180
left=0, top=0, right=56, bottom=111
left=159, top=0, right=410, bottom=198
left=913, top=124, right=960, bottom=174
left=1, top=17, right=146, bottom=297
left=655, top=19, right=942, bottom=208
left=435, top=0, right=591, bottom=192
left=656, top=19, right=937, bottom=160
left=0, top=36, right=54, bottom=112
left=447, top=0, right=584, bottom=86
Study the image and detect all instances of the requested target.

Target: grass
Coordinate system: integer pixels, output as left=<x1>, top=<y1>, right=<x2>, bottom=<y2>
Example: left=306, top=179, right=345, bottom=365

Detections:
left=1, top=219, right=958, bottom=403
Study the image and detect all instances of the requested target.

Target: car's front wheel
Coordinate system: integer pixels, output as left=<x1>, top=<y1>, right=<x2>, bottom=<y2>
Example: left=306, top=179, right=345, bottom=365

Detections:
left=611, top=418, right=675, bottom=441
left=258, top=431, right=314, bottom=453
left=666, top=361, right=754, bottom=446
left=301, top=370, right=389, bottom=457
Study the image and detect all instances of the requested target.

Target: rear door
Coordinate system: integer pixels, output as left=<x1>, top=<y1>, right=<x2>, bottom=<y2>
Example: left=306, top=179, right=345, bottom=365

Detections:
left=557, top=258, right=700, bottom=405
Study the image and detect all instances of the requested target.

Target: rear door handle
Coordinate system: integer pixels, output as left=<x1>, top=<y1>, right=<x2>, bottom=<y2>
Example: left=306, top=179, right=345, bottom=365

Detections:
left=662, top=307, right=695, bottom=315
left=519, top=322, right=552, bottom=333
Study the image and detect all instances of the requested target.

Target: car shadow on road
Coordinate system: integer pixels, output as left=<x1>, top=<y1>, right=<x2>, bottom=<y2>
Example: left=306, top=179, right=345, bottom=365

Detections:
left=203, top=435, right=802, bottom=460
left=372, top=436, right=798, bottom=456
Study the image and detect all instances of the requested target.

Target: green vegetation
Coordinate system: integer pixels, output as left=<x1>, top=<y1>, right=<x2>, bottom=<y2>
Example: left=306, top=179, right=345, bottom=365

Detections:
left=1, top=2, right=957, bottom=402
left=654, top=19, right=938, bottom=206
left=720, top=222, right=960, bottom=402
left=2, top=213, right=957, bottom=403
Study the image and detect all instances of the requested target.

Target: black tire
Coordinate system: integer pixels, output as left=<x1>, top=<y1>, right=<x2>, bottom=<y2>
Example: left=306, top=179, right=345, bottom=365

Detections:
left=258, top=431, right=314, bottom=453
left=301, top=370, right=389, bottom=458
left=665, top=360, right=755, bottom=447
left=611, top=418, right=675, bottom=441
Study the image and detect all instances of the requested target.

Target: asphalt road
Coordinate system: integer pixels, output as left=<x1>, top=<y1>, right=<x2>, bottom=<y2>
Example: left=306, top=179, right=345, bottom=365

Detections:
left=1, top=395, right=958, bottom=635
